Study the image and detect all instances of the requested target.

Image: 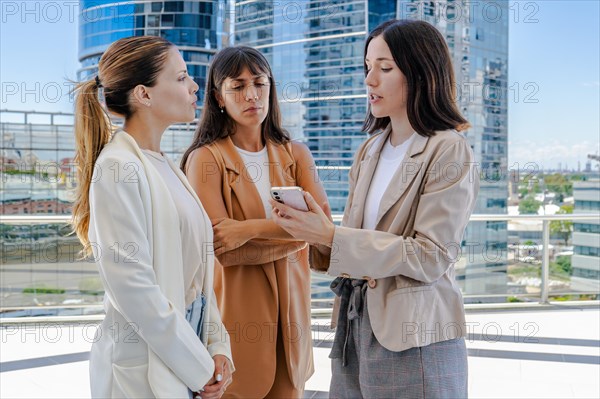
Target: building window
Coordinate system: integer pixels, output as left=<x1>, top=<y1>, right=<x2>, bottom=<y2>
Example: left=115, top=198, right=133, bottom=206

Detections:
left=162, top=14, right=174, bottom=27
left=574, top=245, right=600, bottom=257
left=574, top=223, right=600, bottom=234
left=151, top=2, right=163, bottom=13
left=573, top=268, right=600, bottom=279
left=165, top=1, right=184, bottom=12
left=575, top=200, right=600, bottom=210
left=148, top=15, right=159, bottom=27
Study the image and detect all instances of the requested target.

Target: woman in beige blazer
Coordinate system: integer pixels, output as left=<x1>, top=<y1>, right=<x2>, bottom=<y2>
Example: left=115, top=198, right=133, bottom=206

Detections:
left=181, top=47, right=329, bottom=398
left=271, top=20, right=480, bottom=398
left=71, top=37, right=232, bottom=399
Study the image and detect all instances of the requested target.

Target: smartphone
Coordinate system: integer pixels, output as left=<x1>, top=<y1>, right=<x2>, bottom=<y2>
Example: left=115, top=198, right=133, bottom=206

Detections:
left=270, top=186, right=309, bottom=211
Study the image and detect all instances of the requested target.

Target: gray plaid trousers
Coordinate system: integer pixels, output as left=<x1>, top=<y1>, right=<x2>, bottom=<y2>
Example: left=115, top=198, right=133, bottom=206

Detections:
left=329, top=278, right=468, bottom=399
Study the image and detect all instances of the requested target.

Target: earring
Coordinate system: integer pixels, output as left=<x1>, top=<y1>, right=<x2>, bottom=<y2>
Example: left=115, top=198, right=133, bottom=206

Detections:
left=220, top=106, right=224, bottom=113
left=254, top=96, right=258, bottom=100
left=146, top=102, right=151, bottom=107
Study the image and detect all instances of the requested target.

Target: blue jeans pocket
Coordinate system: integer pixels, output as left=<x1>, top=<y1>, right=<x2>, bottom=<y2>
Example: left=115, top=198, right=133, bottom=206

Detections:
left=185, top=293, right=207, bottom=341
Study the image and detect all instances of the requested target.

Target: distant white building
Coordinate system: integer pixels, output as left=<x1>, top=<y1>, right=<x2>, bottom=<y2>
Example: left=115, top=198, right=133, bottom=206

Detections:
left=571, top=180, right=600, bottom=292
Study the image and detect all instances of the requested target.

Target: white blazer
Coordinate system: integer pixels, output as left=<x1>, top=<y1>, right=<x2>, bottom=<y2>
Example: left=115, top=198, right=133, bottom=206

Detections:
left=88, top=130, right=232, bottom=398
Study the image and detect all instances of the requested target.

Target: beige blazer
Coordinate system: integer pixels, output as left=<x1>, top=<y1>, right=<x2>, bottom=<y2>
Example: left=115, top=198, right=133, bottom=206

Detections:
left=310, top=126, right=479, bottom=352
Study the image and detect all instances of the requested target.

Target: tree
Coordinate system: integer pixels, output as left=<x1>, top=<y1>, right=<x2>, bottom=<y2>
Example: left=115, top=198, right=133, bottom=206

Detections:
left=544, top=173, right=573, bottom=196
left=550, top=255, right=572, bottom=276
left=556, top=255, right=572, bottom=275
left=550, top=204, right=573, bottom=245
left=519, top=196, right=542, bottom=214
left=519, top=187, right=529, bottom=198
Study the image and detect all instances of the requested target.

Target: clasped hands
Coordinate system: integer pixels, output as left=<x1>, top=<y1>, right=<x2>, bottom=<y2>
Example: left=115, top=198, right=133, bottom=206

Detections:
left=193, top=355, right=232, bottom=399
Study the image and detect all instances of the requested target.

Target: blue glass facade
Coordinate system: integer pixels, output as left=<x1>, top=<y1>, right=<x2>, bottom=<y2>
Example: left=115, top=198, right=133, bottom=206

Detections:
left=78, top=0, right=228, bottom=105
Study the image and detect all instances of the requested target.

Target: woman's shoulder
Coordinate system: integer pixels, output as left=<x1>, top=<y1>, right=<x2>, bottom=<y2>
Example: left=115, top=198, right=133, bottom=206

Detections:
left=427, top=129, right=470, bottom=150
left=432, top=128, right=467, bottom=143
left=91, top=145, right=149, bottom=194
left=289, top=140, right=311, bottom=158
left=96, top=138, right=144, bottom=172
left=205, top=136, right=229, bottom=148
left=184, top=145, right=223, bottom=178
left=425, top=129, right=474, bottom=161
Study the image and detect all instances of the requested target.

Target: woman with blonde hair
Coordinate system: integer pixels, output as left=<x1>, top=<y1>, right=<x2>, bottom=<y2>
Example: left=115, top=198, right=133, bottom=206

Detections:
left=72, top=36, right=233, bottom=399
left=271, top=19, right=479, bottom=398
left=181, top=46, right=329, bottom=398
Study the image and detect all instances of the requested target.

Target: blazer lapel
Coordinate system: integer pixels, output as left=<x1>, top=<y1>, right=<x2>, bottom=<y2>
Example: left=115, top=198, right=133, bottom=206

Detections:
left=265, top=140, right=295, bottom=188
left=348, top=129, right=389, bottom=229
left=215, top=136, right=267, bottom=219
left=373, top=133, right=429, bottom=228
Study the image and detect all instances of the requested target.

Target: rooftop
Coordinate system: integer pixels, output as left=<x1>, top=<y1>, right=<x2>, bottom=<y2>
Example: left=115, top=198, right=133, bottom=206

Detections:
left=1, top=304, right=599, bottom=399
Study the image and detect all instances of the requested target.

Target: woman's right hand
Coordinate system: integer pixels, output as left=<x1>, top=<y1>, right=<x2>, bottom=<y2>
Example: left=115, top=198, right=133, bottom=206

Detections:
left=270, top=191, right=335, bottom=247
left=212, top=218, right=254, bottom=256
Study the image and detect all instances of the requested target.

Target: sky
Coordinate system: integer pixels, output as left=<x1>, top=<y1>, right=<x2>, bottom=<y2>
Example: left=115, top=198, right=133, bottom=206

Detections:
left=1, top=0, right=599, bottom=171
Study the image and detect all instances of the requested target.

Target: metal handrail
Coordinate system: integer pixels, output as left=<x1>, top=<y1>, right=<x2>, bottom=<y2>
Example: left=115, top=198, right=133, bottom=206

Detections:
left=2, top=213, right=598, bottom=224
left=2, top=213, right=599, bottom=314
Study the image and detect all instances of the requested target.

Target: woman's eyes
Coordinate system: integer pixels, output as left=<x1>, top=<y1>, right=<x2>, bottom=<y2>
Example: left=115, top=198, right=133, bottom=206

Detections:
left=231, top=82, right=269, bottom=90
left=366, top=67, right=392, bottom=72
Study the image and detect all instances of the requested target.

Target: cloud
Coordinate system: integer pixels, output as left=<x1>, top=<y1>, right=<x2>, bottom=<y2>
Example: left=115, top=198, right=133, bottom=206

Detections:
left=582, top=81, right=600, bottom=88
left=509, top=139, right=600, bottom=169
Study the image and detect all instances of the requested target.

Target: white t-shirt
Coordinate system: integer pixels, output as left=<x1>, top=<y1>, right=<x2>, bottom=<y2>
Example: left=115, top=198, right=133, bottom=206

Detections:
left=141, top=149, right=211, bottom=306
left=234, top=145, right=272, bottom=218
left=363, top=133, right=416, bottom=230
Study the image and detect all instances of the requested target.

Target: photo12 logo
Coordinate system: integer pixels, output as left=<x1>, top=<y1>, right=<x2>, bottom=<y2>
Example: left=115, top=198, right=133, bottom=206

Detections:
left=398, top=1, right=540, bottom=24
left=1, top=1, right=79, bottom=24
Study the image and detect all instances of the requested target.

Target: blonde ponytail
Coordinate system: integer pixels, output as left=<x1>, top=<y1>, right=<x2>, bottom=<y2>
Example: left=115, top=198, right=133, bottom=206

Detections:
left=72, top=78, right=112, bottom=257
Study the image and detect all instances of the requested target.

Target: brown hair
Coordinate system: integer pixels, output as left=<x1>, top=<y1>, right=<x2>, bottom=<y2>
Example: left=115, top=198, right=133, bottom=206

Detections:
left=72, top=36, right=173, bottom=256
left=180, top=46, right=289, bottom=172
left=363, top=19, right=470, bottom=136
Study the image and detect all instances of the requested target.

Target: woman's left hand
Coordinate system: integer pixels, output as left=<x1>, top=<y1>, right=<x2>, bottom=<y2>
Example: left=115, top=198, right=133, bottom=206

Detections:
left=269, top=191, right=335, bottom=247
left=195, top=355, right=233, bottom=399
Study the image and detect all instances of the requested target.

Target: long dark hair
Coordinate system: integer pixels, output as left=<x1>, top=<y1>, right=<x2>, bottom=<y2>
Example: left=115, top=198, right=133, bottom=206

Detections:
left=181, top=46, right=289, bottom=171
left=72, top=36, right=173, bottom=256
left=363, top=19, right=469, bottom=136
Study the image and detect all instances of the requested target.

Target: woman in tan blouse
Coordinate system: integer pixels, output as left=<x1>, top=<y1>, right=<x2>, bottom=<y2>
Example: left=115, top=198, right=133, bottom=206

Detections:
left=181, top=46, right=330, bottom=399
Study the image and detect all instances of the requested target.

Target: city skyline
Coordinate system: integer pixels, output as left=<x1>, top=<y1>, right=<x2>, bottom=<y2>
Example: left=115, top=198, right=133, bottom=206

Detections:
left=1, top=0, right=599, bottom=170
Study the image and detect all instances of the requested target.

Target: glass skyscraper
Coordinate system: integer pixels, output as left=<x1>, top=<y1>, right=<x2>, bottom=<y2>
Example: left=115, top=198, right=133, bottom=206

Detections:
left=78, top=0, right=229, bottom=103
left=235, top=0, right=510, bottom=299
left=77, top=0, right=231, bottom=159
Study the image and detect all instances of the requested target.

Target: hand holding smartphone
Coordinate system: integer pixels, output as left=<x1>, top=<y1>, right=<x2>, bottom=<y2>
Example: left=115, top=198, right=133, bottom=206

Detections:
left=270, top=186, right=309, bottom=211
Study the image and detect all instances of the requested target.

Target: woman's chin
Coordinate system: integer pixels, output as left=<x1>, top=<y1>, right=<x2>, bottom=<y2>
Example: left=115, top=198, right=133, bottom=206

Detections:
left=181, top=112, right=196, bottom=123
left=370, top=111, right=388, bottom=119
